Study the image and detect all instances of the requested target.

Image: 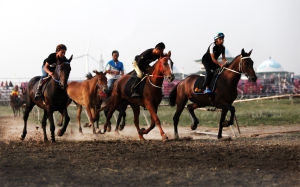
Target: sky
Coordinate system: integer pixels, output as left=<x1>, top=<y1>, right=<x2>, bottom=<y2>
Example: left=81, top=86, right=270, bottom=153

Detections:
left=0, top=0, right=299, bottom=80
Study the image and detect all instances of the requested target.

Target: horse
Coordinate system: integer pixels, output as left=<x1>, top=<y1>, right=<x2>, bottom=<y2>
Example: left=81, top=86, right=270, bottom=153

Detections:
left=102, top=52, right=175, bottom=141
left=21, top=55, right=73, bottom=142
left=169, top=49, right=257, bottom=139
left=10, top=95, right=23, bottom=117
left=84, top=72, right=128, bottom=133
left=66, top=70, right=108, bottom=134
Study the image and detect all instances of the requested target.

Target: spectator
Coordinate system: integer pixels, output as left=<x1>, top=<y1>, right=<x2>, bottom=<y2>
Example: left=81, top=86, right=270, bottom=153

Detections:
left=9, top=81, right=13, bottom=87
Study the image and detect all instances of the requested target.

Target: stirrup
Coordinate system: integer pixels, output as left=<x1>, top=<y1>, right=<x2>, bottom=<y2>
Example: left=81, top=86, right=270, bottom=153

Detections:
left=204, top=88, right=212, bottom=94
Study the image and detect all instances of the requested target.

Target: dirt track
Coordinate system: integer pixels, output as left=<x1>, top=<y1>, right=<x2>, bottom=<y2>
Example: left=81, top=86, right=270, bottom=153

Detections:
left=0, top=116, right=300, bottom=186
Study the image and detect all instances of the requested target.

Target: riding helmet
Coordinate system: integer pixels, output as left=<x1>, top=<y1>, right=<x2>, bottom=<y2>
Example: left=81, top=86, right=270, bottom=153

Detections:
left=214, top=33, right=225, bottom=40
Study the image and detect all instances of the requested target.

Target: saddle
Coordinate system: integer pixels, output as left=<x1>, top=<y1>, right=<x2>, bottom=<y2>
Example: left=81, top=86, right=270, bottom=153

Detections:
left=193, top=68, right=221, bottom=94
left=124, top=74, right=147, bottom=97
left=40, top=76, right=52, bottom=98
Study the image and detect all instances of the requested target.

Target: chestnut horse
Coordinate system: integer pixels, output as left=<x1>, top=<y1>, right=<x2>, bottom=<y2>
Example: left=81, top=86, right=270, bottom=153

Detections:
left=67, top=71, right=108, bottom=134
left=21, top=55, right=73, bottom=142
left=102, top=53, right=175, bottom=140
left=169, top=49, right=257, bottom=139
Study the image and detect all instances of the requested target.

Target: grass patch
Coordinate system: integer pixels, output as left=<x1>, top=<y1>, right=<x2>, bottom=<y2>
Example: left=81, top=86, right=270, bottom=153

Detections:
left=1, top=98, right=300, bottom=128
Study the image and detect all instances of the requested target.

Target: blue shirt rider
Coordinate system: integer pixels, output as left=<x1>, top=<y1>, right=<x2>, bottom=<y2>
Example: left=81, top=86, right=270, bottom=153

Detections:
left=105, top=50, right=124, bottom=91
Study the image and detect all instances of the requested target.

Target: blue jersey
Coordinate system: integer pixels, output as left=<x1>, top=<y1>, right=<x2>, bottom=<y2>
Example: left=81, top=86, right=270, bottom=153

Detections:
left=105, top=60, right=124, bottom=79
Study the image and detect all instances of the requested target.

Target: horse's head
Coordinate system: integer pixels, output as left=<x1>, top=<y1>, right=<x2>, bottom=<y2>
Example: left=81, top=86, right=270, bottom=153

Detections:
left=155, top=51, right=175, bottom=82
left=93, top=70, right=108, bottom=96
left=56, top=55, right=73, bottom=89
left=240, top=49, right=257, bottom=82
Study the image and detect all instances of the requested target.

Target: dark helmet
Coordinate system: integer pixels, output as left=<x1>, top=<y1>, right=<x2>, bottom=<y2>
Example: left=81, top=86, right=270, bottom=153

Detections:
left=155, top=42, right=165, bottom=50
left=214, top=32, right=225, bottom=40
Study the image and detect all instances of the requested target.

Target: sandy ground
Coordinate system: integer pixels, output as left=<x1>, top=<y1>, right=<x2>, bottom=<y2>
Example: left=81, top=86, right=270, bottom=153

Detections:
left=0, top=115, right=300, bottom=186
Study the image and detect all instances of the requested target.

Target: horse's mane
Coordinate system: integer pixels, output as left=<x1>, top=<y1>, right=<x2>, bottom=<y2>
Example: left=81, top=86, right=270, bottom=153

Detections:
left=224, top=55, right=241, bottom=68
left=86, top=72, right=93, bottom=80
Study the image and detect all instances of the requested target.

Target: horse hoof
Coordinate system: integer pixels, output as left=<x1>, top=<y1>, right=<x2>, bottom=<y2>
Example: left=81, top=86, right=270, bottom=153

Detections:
left=217, top=135, right=222, bottom=139
left=174, top=134, right=180, bottom=140
left=20, top=136, right=25, bottom=141
left=57, top=129, right=64, bottom=136
left=119, top=125, right=125, bottom=131
left=51, top=139, right=56, bottom=143
left=139, top=128, right=146, bottom=135
left=107, top=127, right=111, bottom=132
left=191, top=124, right=198, bottom=130
left=57, top=122, right=62, bottom=127
left=162, top=134, right=168, bottom=141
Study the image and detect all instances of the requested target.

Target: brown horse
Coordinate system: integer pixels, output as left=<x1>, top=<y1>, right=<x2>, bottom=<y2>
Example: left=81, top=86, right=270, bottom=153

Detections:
left=169, top=49, right=257, bottom=139
left=21, top=55, right=73, bottom=142
left=102, top=53, right=174, bottom=140
left=67, top=70, right=108, bottom=134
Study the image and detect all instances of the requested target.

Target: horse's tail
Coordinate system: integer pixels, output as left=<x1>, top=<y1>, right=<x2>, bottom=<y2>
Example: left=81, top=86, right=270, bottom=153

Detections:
left=169, top=83, right=178, bottom=107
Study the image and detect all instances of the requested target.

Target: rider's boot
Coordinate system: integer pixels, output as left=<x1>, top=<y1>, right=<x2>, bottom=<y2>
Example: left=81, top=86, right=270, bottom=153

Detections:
left=34, top=79, right=43, bottom=100
left=131, top=77, right=141, bottom=97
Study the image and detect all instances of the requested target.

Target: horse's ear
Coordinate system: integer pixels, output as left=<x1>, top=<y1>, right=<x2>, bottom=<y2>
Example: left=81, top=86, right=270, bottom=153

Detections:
left=248, top=49, right=253, bottom=56
left=69, top=55, right=73, bottom=62
left=167, top=51, right=171, bottom=57
left=241, top=48, right=246, bottom=57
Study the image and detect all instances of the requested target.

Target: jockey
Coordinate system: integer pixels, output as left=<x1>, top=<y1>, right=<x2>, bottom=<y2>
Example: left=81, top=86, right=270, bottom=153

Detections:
left=131, top=42, right=166, bottom=97
left=11, top=85, right=19, bottom=97
left=35, top=44, right=68, bottom=99
left=105, top=50, right=124, bottom=92
left=196, top=32, right=228, bottom=94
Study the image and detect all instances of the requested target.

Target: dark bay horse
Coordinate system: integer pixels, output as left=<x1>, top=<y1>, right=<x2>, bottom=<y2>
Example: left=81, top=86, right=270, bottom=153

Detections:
left=169, top=49, right=257, bottom=139
left=102, top=53, right=175, bottom=140
left=67, top=70, right=108, bottom=134
left=10, top=95, right=24, bottom=117
left=21, top=55, right=73, bottom=142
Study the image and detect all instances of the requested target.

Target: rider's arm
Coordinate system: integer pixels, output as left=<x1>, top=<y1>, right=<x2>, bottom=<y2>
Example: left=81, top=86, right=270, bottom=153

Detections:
left=210, top=53, right=223, bottom=67
left=44, top=62, right=54, bottom=76
left=222, top=52, right=227, bottom=63
left=120, top=70, right=124, bottom=75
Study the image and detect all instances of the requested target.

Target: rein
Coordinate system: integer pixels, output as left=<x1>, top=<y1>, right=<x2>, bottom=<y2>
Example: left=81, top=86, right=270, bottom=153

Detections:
left=50, top=62, right=70, bottom=83
left=223, top=56, right=251, bottom=75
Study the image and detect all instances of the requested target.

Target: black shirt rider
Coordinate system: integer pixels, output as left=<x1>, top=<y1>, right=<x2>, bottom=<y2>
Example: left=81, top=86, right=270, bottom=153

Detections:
left=202, top=42, right=225, bottom=70
left=43, top=53, right=68, bottom=72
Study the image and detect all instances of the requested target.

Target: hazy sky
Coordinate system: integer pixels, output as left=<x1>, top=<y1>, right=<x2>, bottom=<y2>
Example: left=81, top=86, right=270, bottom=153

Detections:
left=0, top=0, right=299, bottom=80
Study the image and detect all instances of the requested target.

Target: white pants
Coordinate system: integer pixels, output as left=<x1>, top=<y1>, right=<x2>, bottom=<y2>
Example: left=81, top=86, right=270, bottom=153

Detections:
left=132, top=60, right=143, bottom=78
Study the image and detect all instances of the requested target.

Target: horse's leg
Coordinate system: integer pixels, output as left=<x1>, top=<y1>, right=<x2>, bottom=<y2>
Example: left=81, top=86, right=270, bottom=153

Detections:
left=57, top=108, right=70, bottom=137
left=120, top=111, right=126, bottom=131
left=21, top=102, right=35, bottom=140
left=115, top=109, right=123, bottom=132
left=187, top=103, right=200, bottom=130
left=41, top=110, right=48, bottom=142
left=131, top=105, right=144, bottom=140
left=218, top=109, right=228, bottom=139
left=227, top=105, right=235, bottom=126
left=173, top=98, right=188, bottom=139
left=47, top=111, right=56, bottom=142
left=140, top=115, right=155, bottom=135
left=95, top=107, right=100, bottom=129
left=57, top=113, right=64, bottom=127
left=85, top=105, right=96, bottom=134
left=77, top=105, right=83, bottom=133
left=103, top=106, right=115, bottom=134
left=145, top=102, right=167, bottom=141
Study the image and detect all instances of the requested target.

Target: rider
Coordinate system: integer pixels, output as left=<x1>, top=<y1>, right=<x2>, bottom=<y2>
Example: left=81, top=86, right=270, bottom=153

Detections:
left=105, top=50, right=124, bottom=92
left=196, top=32, right=228, bottom=94
left=131, top=42, right=166, bottom=97
left=11, top=85, right=19, bottom=97
left=35, top=44, right=68, bottom=99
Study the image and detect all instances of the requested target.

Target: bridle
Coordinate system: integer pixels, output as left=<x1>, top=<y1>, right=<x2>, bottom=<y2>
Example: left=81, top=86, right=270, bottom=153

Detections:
left=223, top=56, right=251, bottom=75
left=51, top=62, right=70, bottom=84
left=147, top=57, right=173, bottom=89
left=96, top=78, right=107, bottom=97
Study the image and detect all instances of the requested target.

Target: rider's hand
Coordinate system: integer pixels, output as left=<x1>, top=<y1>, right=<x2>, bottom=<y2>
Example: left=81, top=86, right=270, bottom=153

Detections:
left=49, top=72, right=54, bottom=77
left=219, top=63, right=224, bottom=68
